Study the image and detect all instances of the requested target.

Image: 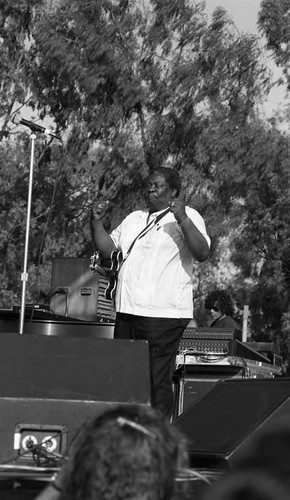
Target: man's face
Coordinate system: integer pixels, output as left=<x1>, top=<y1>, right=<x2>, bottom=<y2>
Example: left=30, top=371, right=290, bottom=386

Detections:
left=145, top=173, right=175, bottom=212
left=209, top=303, right=223, bottom=321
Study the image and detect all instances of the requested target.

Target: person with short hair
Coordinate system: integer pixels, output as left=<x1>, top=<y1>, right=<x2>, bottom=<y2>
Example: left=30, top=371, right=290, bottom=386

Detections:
left=91, top=167, right=211, bottom=418
left=204, top=289, right=241, bottom=338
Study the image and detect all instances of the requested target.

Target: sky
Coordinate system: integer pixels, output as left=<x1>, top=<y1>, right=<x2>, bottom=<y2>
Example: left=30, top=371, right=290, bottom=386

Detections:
left=204, top=0, right=289, bottom=118
left=205, top=0, right=260, bottom=33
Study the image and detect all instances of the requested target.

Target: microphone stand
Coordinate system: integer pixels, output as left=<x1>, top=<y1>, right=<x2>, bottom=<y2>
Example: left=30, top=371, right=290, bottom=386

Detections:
left=19, top=132, right=36, bottom=334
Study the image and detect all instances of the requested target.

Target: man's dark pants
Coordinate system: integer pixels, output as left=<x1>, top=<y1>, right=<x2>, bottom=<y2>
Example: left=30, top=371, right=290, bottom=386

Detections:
left=114, top=312, right=189, bottom=419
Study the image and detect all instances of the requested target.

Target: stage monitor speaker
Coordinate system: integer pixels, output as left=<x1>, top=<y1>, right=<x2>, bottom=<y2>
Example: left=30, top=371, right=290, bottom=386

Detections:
left=174, top=377, right=290, bottom=469
left=176, top=377, right=221, bottom=418
left=0, top=333, right=150, bottom=465
left=50, top=257, right=98, bottom=321
left=175, top=366, right=245, bottom=417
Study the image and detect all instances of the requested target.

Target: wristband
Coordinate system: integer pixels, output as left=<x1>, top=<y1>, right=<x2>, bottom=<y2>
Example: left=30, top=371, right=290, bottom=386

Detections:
left=90, top=210, right=101, bottom=222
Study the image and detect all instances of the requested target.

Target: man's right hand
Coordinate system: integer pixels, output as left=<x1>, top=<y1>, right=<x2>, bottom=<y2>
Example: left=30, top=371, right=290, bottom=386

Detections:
left=91, top=200, right=109, bottom=221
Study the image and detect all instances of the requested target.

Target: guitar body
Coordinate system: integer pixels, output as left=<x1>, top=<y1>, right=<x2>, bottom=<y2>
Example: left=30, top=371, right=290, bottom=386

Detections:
left=90, top=250, right=123, bottom=301
left=104, top=250, right=123, bottom=300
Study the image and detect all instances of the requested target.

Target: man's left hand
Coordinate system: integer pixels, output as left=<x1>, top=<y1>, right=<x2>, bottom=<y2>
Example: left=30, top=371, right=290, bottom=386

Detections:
left=169, top=198, right=187, bottom=225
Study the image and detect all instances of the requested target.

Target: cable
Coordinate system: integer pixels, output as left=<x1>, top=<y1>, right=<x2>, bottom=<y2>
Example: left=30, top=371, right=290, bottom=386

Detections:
left=1, top=427, right=70, bottom=467
left=175, top=467, right=211, bottom=483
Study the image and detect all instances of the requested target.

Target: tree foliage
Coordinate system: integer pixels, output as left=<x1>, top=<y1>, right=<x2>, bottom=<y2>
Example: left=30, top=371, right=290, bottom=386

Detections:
left=258, top=0, right=290, bottom=88
left=0, top=0, right=42, bottom=139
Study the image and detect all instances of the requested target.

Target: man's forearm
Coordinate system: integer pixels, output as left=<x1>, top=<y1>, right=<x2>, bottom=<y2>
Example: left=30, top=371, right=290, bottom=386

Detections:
left=179, top=217, right=210, bottom=262
left=90, top=219, right=116, bottom=258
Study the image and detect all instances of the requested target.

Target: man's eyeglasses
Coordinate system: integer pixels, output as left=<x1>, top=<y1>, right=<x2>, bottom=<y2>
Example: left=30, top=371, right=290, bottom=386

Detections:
left=210, top=305, right=220, bottom=312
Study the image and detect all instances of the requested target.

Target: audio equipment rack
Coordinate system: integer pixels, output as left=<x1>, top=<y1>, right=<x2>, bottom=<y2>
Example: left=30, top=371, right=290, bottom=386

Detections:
left=179, top=327, right=235, bottom=355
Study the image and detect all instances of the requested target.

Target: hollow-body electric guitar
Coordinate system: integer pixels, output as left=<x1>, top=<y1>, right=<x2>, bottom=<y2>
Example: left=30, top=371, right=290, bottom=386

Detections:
left=90, top=250, right=123, bottom=301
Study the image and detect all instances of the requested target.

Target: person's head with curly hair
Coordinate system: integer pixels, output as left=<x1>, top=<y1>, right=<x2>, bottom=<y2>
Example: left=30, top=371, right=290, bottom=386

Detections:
left=204, top=290, right=235, bottom=317
left=56, top=404, right=189, bottom=500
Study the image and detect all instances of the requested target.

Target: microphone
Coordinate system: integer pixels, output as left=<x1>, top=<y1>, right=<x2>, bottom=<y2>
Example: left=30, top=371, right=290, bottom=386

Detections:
left=12, top=113, right=61, bottom=141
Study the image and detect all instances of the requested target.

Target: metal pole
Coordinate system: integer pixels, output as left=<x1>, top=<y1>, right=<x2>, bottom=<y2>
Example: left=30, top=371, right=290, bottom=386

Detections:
left=19, top=133, right=36, bottom=334
left=242, top=305, right=249, bottom=343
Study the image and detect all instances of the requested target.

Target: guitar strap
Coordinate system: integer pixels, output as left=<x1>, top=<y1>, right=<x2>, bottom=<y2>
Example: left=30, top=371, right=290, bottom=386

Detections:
left=122, top=207, right=170, bottom=263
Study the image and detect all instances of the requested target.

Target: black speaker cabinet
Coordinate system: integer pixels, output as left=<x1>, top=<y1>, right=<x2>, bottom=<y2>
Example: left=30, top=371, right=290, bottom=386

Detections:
left=174, top=378, right=290, bottom=469
left=0, top=334, right=150, bottom=465
left=176, top=367, right=245, bottom=417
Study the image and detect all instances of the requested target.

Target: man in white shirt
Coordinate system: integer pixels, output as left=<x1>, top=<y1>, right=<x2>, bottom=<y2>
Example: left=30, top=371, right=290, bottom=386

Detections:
left=91, top=167, right=210, bottom=418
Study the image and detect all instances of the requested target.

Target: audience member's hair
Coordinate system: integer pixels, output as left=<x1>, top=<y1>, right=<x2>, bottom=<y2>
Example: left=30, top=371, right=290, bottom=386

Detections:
left=233, top=422, right=290, bottom=486
left=56, top=404, right=189, bottom=500
left=202, top=422, right=290, bottom=500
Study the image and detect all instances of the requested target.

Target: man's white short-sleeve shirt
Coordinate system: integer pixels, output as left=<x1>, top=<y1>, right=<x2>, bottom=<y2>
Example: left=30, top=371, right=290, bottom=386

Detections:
left=110, top=207, right=210, bottom=318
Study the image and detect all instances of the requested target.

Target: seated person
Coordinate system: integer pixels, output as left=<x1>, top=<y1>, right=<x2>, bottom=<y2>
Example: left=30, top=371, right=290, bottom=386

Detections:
left=204, top=290, right=242, bottom=340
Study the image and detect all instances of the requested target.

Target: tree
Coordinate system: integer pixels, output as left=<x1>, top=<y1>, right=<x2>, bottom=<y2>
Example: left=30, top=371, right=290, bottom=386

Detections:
left=28, top=0, right=270, bottom=223
left=0, top=0, right=43, bottom=139
left=258, top=0, right=290, bottom=89
left=0, top=0, right=54, bottom=306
